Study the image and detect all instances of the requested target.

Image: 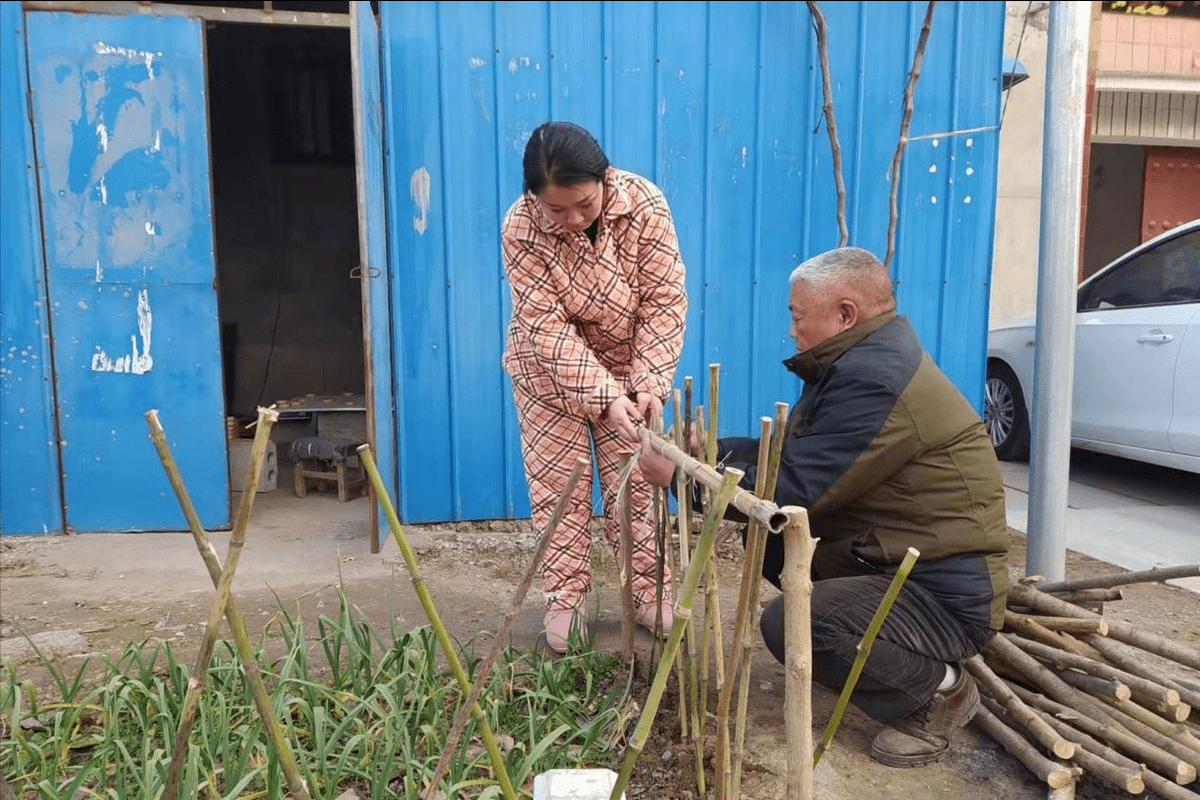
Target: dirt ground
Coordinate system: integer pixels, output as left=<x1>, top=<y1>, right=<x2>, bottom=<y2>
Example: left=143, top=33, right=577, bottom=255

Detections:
left=2, top=478, right=1199, bottom=800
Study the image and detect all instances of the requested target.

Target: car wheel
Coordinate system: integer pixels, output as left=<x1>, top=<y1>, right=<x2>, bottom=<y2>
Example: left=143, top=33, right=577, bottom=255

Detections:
left=984, top=362, right=1030, bottom=461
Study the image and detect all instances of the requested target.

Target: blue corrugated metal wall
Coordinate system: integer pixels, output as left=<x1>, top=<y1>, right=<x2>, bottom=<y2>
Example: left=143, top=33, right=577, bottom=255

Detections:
left=0, top=1, right=1004, bottom=532
left=378, top=0, right=1005, bottom=523
left=0, top=3, right=63, bottom=535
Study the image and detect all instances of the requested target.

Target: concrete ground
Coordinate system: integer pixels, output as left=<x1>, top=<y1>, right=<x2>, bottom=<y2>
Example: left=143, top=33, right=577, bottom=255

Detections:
left=999, top=449, right=1200, bottom=594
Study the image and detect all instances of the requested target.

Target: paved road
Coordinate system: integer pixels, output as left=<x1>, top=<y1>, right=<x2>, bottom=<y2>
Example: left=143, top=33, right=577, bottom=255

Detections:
left=1000, top=449, right=1200, bottom=593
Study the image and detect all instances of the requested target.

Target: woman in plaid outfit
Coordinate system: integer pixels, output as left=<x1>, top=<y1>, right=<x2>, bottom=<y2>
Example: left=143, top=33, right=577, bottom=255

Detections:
left=501, top=122, right=688, bottom=653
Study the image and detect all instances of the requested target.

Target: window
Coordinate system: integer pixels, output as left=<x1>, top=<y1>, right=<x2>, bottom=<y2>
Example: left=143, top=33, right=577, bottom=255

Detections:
left=1078, top=228, right=1200, bottom=310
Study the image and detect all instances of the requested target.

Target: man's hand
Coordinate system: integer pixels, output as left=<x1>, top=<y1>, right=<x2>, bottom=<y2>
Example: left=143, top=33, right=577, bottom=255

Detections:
left=638, top=434, right=676, bottom=488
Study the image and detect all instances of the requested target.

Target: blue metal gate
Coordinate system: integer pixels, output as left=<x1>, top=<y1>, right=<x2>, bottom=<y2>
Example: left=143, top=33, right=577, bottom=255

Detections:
left=25, top=12, right=229, bottom=531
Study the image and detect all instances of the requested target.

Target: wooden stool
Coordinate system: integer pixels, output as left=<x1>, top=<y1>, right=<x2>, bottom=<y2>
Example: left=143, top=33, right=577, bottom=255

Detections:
left=289, top=437, right=366, bottom=502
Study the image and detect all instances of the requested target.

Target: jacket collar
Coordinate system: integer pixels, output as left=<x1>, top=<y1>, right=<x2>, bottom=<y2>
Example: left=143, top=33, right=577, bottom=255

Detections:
left=783, top=310, right=897, bottom=382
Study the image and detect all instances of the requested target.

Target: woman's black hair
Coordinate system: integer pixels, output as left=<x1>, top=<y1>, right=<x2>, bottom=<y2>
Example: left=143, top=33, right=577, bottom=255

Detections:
left=522, top=121, right=610, bottom=196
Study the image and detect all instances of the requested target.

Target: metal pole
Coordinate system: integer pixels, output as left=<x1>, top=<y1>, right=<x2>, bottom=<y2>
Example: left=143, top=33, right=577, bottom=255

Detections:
left=1026, top=1, right=1091, bottom=581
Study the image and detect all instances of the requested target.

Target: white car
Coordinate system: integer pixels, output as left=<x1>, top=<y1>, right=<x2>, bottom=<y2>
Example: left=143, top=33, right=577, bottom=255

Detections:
left=984, top=219, right=1200, bottom=474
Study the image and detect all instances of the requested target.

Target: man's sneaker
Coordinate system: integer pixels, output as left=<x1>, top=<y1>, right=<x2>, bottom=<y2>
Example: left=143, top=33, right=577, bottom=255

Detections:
left=544, top=606, right=587, bottom=654
left=635, top=600, right=673, bottom=638
left=869, top=667, right=981, bottom=767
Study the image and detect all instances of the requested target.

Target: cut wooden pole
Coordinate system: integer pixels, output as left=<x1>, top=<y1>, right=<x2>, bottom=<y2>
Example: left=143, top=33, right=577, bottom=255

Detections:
left=1008, top=583, right=1200, bottom=671
left=781, top=507, right=815, bottom=800
left=1010, top=697, right=1146, bottom=794
left=424, top=458, right=587, bottom=800
left=358, top=444, right=517, bottom=800
left=1040, top=588, right=1123, bottom=606
left=1081, top=633, right=1200, bottom=713
left=1006, top=611, right=1108, bottom=636
left=1008, top=634, right=1177, bottom=709
left=964, top=654, right=1077, bottom=760
left=813, top=547, right=921, bottom=766
left=1004, top=611, right=1101, bottom=658
left=1053, top=669, right=1130, bottom=702
left=146, top=408, right=311, bottom=800
left=1006, top=680, right=1197, bottom=785
left=1034, top=565, right=1200, bottom=593
left=162, top=406, right=280, bottom=800
left=973, top=703, right=1078, bottom=790
left=1099, top=696, right=1200, bottom=760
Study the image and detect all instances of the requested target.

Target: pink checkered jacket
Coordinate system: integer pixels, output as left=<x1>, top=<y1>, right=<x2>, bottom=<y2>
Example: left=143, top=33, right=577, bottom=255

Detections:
left=501, top=167, right=688, bottom=421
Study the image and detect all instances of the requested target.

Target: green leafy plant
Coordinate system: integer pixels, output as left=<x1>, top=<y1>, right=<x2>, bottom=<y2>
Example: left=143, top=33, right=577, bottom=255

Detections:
left=1, top=590, right=628, bottom=800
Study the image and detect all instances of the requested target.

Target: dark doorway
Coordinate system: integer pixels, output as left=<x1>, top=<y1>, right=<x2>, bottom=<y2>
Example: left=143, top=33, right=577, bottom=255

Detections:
left=204, top=18, right=367, bottom=506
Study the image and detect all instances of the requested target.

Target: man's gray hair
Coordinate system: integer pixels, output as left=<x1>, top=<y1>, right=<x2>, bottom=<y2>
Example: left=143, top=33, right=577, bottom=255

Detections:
left=789, top=247, right=895, bottom=312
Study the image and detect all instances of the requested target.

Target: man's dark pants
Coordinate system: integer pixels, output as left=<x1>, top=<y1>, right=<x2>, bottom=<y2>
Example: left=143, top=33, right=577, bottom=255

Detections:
left=758, top=572, right=995, bottom=724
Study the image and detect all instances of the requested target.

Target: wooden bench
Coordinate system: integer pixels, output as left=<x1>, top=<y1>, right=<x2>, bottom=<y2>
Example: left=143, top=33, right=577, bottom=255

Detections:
left=289, top=437, right=366, bottom=502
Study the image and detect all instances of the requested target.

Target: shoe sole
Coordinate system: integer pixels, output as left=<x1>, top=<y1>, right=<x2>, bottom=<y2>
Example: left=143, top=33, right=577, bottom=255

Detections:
left=868, top=742, right=949, bottom=768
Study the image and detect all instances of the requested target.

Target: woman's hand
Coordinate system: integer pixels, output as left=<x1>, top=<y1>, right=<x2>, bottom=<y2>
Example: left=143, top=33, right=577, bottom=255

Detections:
left=633, top=392, right=663, bottom=429
left=604, top=394, right=644, bottom=444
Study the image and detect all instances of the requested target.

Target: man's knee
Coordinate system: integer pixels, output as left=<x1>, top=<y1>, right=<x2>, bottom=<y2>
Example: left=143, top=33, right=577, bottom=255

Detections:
left=759, top=594, right=786, bottom=664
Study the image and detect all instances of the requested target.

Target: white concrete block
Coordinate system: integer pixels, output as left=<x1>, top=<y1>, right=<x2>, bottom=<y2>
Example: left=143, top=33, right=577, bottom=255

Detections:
left=229, top=438, right=277, bottom=493
left=533, top=769, right=624, bottom=800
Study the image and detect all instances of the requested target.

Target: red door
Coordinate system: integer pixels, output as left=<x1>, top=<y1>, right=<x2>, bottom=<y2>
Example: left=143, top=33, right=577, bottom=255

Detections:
left=1142, top=146, right=1200, bottom=242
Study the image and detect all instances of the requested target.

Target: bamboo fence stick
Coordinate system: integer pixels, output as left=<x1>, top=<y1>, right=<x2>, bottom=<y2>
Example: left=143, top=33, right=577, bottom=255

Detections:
left=618, top=462, right=637, bottom=665
left=781, top=507, right=815, bottom=800
left=649, top=411, right=669, bottom=671
left=963, top=654, right=1077, bottom=760
left=717, top=416, right=773, bottom=799
left=813, top=547, right=921, bottom=766
left=672, top=389, right=698, bottom=743
left=423, top=458, right=587, bottom=800
left=146, top=408, right=312, bottom=800
left=357, top=444, right=517, bottom=800
left=731, top=402, right=790, bottom=800
left=162, top=406, right=279, bottom=800
left=642, top=431, right=788, bottom=533
left=659, top=486, right=688, bottom=741
left=1008, top=584, right=1200, bottom=671
left=699, top=365, right=728, bottom=751
left=1034, top=565, right=1200, bottom=593
left=973, top=703, right=1078, bottom=790
left=608, top=469, right=745, bottom=800
left=1010, top=697, right=1146, bottom=794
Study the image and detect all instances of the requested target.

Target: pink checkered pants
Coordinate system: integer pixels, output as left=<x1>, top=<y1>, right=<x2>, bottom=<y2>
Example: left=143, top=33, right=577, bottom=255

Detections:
left=511, top=379, right=670, bottom=613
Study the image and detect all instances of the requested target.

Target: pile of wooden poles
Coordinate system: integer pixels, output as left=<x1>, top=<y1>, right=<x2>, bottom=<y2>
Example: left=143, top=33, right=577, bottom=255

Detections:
left=968, top=567, right=1200, bottom=800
